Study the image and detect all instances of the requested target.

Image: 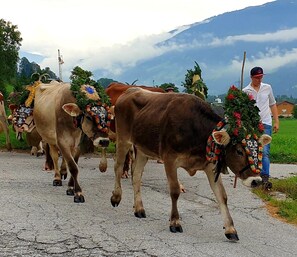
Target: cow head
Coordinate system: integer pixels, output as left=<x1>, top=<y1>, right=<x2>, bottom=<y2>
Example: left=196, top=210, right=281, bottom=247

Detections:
left=9, top=104, right=35, bottom=140
left=212, top=130, right=272, bottom=187
left=62, top=102, right=111, bottom=148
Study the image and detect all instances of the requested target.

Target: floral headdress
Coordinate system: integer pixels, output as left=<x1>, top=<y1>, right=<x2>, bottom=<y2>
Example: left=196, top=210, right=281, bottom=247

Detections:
left=224, top=85, right=264, bottom=144
left=224, top=85, right=265, bottom=173
left=70, top=70, right=112, bottom=133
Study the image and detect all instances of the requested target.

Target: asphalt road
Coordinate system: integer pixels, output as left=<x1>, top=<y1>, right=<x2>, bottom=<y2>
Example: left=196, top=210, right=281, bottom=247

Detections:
left=0, top=150, right=297, bottom=257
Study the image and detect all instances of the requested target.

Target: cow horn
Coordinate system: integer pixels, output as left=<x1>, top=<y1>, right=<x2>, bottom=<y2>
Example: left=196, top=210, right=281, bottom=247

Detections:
left=259, top=134, right=272, bottom=146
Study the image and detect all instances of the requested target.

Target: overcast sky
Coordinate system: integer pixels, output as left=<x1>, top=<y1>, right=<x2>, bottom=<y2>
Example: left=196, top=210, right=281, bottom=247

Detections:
left=2, top=0, right=274, bottom=81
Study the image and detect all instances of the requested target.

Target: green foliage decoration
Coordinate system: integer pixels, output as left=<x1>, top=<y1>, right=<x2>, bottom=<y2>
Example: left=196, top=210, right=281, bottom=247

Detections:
left=70, top=66, right=110, bottom=109
left=182, top=61, right=208, bottom=100
left=224, top=85, right=264, bottom=144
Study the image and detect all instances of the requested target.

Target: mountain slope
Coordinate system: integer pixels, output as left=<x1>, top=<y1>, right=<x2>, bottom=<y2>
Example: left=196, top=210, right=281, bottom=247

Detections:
left=93, top=0, right=297, bottom=97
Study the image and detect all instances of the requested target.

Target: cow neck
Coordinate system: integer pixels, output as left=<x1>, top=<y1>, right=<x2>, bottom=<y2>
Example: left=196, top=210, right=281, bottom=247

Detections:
left=206, top=119, right=227, bottom=182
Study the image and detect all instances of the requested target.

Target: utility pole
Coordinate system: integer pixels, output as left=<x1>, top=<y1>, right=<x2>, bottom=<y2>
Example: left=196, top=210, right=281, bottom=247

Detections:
left=58, top=49, right=64, bottom=81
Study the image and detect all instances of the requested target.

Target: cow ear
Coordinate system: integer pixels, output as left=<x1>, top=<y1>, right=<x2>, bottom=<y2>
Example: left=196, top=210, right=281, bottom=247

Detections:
left=62, top=103, right=82, bottom=117
left=212, top=131, right=230, bottom=146
left=259, top=134, right=272, bottom=146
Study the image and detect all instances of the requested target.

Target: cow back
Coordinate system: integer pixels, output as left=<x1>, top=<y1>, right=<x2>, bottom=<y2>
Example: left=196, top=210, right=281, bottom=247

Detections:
left=115, top=88, right=221, bottom=160
left=106, top=82, right=165, bottom=105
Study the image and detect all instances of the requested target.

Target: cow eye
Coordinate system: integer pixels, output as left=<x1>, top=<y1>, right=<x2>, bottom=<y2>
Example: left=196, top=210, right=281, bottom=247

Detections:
left=236, top=149, right=244, bottom=156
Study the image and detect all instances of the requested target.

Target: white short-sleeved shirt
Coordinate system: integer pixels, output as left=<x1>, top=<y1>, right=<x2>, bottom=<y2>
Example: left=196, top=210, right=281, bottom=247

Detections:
left=243, top=82, right=276, bottom=126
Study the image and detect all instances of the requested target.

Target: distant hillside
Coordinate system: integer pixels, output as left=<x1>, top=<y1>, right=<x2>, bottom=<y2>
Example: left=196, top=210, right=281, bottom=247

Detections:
left=93, top=0, right=297, bottom=97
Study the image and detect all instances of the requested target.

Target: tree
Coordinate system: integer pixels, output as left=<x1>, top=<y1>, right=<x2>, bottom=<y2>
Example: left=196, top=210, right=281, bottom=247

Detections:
left=159, top=82, right=179, bottom=92
left=97, top=78, right=117, bottom=88
left=0, top=19, right=22, bottom=96
left=182, top=61, right=208, bottom=100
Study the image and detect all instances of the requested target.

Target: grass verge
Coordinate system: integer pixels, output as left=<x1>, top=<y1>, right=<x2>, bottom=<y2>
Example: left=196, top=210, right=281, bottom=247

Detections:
left=253, top=176, right=297, bottom=225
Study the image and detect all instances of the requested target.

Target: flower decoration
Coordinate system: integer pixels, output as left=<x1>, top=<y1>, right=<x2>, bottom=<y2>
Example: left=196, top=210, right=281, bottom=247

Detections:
left=224, top=85, right=264, bottom=144
left=25, top=81, right=42, bottom=107
left=69, top=67, right=112, bottom=133
left=85, top=103, right=112, bottom=133
left=80, top=85, right=100, bottom=101
left=242, top=134, right=263, bottom=173
left=70, top=75, right=110, bottom=110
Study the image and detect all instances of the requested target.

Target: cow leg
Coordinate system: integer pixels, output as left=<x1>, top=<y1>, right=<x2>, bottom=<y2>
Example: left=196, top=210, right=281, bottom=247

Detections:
left=99, top=147, right=108, bottom=172
left=49, top=144, right=62, bottom=186
left=111, top=142, right=132, bottom=207
left=132, top=151, right=148, bottom=218
left=122, top=151, right=132, bottom=178
left=36, top=141, right=45, bottom=157
left=204, top=166, right=239, bottom=241
left=163, top=162, right=183, bottom=233
left=43, top=143, right=54, bottom=171
left=30, top=146, right=38, bottom=156
left=63, top=147, right=84, bottom=203
left=0, top=118, right=12, bottom=151
left=60, top=157, right=67, bottom=180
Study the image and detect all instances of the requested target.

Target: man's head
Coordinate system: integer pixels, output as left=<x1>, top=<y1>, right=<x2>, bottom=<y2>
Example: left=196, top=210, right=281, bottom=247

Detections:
left=250, top=67, right=264, bottom=86
left=250, top=67, right=264, bottom=78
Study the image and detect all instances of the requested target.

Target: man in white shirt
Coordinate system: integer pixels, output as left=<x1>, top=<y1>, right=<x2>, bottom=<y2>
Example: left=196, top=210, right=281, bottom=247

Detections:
left=243, top=67, right=279, bottom=189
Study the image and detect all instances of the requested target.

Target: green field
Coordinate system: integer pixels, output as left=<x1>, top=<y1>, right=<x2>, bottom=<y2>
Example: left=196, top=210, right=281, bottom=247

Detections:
left=270, top=118, right=297, bottom=163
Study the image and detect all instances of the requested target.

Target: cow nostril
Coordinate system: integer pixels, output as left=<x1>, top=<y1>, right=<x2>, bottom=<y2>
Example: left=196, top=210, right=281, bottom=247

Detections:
left=99, top=140, right=109, bottom=147
left=251, top=179, right=262, bottom=188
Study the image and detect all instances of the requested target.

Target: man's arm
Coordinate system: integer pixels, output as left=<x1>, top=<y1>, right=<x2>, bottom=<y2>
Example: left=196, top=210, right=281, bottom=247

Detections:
left=270, top=104, right=279, bottom=133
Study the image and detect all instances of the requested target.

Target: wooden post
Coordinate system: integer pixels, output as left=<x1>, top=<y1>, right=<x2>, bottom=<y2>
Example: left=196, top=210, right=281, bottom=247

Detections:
left=240, top=51, right=246, bottom=90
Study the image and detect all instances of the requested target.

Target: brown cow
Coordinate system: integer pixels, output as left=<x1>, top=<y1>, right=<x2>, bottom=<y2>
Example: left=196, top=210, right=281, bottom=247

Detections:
left=105, top=82, right=165, bottom=176
left=0, top=92, right=12, bottom=151
left=111, top=88, right=271, bottom=240
left=8, top=104, right=45, bottom=156
left=32, top=80, right=111, bottom=203
left=105, top=82, right=186, bottom=192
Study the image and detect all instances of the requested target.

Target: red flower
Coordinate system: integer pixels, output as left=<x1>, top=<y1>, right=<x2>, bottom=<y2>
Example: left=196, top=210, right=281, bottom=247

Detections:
left=233, top=128, right=239, bottom=136
left=233, top=112, right=241, bottom=119
left=248, top=94, right=254, bottom=100
left=236, top=119, right=241, bottom=127
left=230, top=85, right=238, bottom=91
left=227, top=94, right=235, bottom=100
left=258, top=122, right=264, bottom=132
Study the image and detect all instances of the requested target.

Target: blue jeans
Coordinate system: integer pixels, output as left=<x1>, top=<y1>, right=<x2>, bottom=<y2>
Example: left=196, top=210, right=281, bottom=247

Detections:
left=262, top=124, right=272, bottom=176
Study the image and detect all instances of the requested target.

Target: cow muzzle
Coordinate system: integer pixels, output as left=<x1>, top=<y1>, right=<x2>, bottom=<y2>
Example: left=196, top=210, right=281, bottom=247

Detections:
left=242, top=176, right=262, bottom=187
left=93, top=137, right=109, bottom=147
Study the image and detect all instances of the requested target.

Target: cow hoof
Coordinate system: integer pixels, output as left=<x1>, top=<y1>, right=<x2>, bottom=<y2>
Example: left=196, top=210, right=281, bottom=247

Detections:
left=225, top=233, right=239, bottom=241
left=169, top=225, right=183, bottom=233
left=74, top=195, right=85, bottom=203
left=36, top=152, right=44, bottom=157
left=99, top=164, right=107, bottom=173
left=134, top=210, right=146, bottom=218
left=66, top=188, right=75, bottom=196
left=111, top=198, right=119, bottom=207
left=110, top=194, right=121, bottom=207
left=53, top=180, right=62, bottom=186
